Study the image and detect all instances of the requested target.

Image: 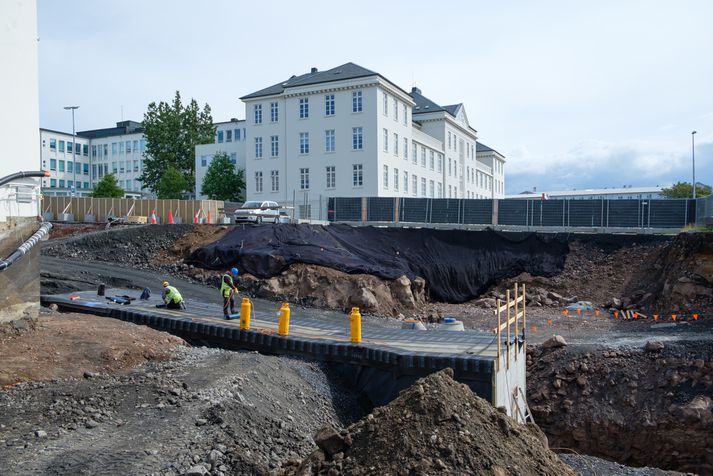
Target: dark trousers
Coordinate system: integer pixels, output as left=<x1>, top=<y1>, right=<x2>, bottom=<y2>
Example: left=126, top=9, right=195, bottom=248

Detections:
left=223, top=291, right=235, bottom=316
left=157, top=300, right=183, bottom=310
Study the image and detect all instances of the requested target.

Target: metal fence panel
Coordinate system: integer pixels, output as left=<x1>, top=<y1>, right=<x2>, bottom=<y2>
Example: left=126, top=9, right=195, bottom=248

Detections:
left=497, top=200, right=527, bottom=226
left=430, top=199, right=462, bottom=224
left=400, top=198, right=429, bottom=223
left=367, top=197, right=394, bottom=222
left=330, top=197, right=361, bottom=222
left=567, top=200, right=604, bottom=227
left=649, top=200, right=688, bottom=228
left=463, top=200, right=492, bottom=225
left=606, top=200, right=640, bottom=227
left=696, top=195, right=713, bottom=226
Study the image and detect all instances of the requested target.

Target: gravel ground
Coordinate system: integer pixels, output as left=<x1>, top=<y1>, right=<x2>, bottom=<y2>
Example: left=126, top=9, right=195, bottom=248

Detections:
left=559, top=454, right=687, bottom=476
left=0, top=346, right=366, bottom=476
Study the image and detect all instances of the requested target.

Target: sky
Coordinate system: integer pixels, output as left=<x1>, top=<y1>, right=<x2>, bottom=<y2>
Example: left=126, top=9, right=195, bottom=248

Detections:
left=37, top=0, right=713, bottom=195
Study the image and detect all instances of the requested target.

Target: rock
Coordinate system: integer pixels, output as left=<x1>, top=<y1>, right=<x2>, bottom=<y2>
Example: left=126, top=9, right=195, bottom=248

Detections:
left=645, top=340, right=665, bottom=353
left=542, top=335, right=567, bottom=349
left=35, top=430, right=47, bottom=438
left=195, top=418, right=208, bottom=426
left=83, top=371, right=97, bottom=379
left=547, top=291, right=565, bottom=302
left=85, top=419, right=99, bottom=429
left=48, top=303, right=59, bottom=311
left=576, top=376, right=588, bottom=388
left=313, top=425, right=348, bottom=457
left=208, top=449, right=223, bottom=465
left=349, top=288, right=378, bottom=312
left=474, top=297, right=496, bottom=308
left=610, top=297, right=622, bottom=309
left=184, top=464, right=210, bottom=476
left=390, top=275, right=416, bottom=308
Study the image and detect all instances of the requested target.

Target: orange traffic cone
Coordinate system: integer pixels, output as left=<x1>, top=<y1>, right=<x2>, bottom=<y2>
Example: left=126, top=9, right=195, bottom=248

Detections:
left=151, top=210, right=157, bottom=224
left=207, top=211, right=211, bottom=224
left=168, top=210, right=174, bottom=225
left=194, top=209, right=200, bottom=224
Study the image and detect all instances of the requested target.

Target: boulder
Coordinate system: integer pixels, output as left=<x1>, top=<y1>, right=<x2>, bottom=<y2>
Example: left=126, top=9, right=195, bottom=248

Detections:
left=313, top=425, right=348, bottom=457
left=349, top=287, right=378, bottom=312
left=390, top=275, right=416, bottom=308
left=542, top=335, right=567, bottom=349
left=644, top=340, right=665, bottom=353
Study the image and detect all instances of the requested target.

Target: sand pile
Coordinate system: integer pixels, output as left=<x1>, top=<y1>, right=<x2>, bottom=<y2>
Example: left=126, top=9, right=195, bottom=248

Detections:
left=280, top=368, right=575, bottom=476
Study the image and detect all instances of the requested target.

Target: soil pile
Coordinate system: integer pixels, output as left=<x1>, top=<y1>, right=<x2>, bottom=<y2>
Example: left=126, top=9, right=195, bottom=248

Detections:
left=280, top=368, right=576, bottom=476
left=527, top=341, right=713, bottom=473
left=189, top=224, right=572, bottom=303
left=42, top=224, right=194, bottom=268
left=623, top=232, right=713, bottom=314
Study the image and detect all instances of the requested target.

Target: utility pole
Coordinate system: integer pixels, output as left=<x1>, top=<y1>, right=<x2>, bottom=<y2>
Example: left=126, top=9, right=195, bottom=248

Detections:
left=692, top=130, right=697, bottom=199
left=64, top=106, right=79, bottom=196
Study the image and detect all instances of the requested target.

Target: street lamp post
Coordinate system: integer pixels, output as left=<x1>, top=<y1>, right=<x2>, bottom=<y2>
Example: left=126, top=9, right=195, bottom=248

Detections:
left=692, top=131, right=697, bottom=200
left=64, top=106, right=79, bottom=196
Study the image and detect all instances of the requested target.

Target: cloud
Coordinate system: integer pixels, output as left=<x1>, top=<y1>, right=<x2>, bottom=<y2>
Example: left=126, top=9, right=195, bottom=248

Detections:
left=506, top=140, right=713, bottom=194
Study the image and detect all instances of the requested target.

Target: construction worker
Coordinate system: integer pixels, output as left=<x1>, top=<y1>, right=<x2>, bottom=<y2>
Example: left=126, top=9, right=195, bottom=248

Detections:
left=221, top=267, right=240, bottom=319
left=157, top=281, right=185, bottom=310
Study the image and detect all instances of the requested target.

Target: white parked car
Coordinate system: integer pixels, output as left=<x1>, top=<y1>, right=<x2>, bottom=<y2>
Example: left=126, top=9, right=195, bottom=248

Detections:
left=233, top=201, right=281, bottom=223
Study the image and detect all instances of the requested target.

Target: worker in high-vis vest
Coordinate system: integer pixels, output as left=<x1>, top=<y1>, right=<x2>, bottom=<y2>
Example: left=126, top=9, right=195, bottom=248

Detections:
left=221, top=267, right=240, bottom=319
left=157, top=281, right=186, bottom=309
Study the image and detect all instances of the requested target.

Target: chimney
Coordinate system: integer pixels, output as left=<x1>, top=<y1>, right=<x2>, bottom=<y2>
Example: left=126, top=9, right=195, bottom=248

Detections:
left=411, top=86, right=421, bottom=94
left=311, top=67, right=318, bottom=74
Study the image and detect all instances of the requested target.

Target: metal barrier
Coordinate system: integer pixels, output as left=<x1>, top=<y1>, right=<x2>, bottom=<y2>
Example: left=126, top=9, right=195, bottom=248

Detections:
left=696, top=195, right=713, bottom=226
left=328, top=197, right=696, bottom=230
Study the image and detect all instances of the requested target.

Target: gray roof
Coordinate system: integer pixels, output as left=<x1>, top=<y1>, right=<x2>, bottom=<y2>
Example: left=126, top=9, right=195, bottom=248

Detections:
left=443, top=104, right=462, bottom=116
left=409, top=88, right=447, bottom=115
left=241, top=63, right=379, bottom=100
left=78, top=121, right=143, bottom=139
left=476, top=141, right=503, bottom=156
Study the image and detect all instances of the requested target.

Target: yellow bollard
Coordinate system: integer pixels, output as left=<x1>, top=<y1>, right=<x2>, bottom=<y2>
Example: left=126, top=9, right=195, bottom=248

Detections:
left=349, top=307, right=362, bottom=344
left=278, top=302, right=291, bottom=336
left=240, top=298, right=251, bottom=330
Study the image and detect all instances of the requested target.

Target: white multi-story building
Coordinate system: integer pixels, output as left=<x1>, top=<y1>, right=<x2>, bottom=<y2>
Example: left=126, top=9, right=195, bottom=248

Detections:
left=475, top=142, right=506, bottom=199
left=235, top=62, right=506, bottom=214
left=39, top=129, right=93, bottom=197
left=195, top=119, right=247, bottom=198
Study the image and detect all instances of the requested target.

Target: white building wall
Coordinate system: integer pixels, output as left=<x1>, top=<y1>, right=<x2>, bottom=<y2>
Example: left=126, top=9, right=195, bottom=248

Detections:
left=195, top=120, right=247, bottom=199
left=39, top=130, right=92, bottom=196
left=88, top=133, right=146, bottom=197
left=0, top=0, right=41, bottom=221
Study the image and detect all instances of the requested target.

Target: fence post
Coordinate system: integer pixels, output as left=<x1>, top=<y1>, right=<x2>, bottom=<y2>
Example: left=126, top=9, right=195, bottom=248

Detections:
left=492, top=199, right=498, bottom=226
left=361, top=197, right=367, bottom=223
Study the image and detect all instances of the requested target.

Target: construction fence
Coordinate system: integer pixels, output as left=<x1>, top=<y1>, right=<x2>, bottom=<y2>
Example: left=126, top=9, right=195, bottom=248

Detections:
left=696, top=195, right=713, bottom=226
left=42, top=196, right=224, bottom=224
left=328, top=197, right=698, bottom=230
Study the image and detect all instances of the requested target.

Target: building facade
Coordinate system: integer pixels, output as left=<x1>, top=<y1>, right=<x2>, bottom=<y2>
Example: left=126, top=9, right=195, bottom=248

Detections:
left=505, top=186, right=664, bottom=200
left=236, top=63, right=505, bottom=215
left=195, top=119, right=247, bottom=198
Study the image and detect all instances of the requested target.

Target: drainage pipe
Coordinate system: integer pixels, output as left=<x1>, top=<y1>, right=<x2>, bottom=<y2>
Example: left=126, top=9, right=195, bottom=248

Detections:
left=0, top=170, right=49, bottom=188
left=0, top=222, right=52, bottom=272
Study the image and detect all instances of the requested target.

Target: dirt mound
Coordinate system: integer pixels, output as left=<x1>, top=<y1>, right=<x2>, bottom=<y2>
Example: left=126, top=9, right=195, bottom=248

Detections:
left=280, top=368, right=575, bottom=476
left=527, top=341, right=713, bottom=473
left=42, top=224, right=194, bottom=268
left=48, top=223, right=106, bottom=239
left=153, top=225, right=230, bottom=266
left=623, top=232, right=713, bottom=314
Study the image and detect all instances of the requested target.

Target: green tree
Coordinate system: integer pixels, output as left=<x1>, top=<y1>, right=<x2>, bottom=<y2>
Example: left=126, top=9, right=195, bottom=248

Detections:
left=156, top=166, right=188, bottom=199
left=661, top=181, right=712, bottom=199
left=201, top=152, right=246, bottom=201
left=90, top=174, right=124, bottom=198
left=139, top=91, right=215, bottom=194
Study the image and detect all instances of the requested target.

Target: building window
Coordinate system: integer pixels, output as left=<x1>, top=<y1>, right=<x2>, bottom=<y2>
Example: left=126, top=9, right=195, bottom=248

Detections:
left=394, top=168, right=399, bottom=191
left=140, top=139, right=146, bottom=152
left=254, top=104, right=263, bottom=124
left=103, top=144, right=108, bottom=157
left=421, top=177, right=426, bottom=197
left=300, top=168, right=310, bottom=190
left=59, top=140, right=65, bottom=152
left=271, top=170, right=279, bottom=192
left=383, top=128, right=388, bottom=153
left=255, top=137, right=263, bottom=158
left=49, top=138, right=56, bottom=149
left=299, top=132, right=310, bottom=154
left=59, top=160, right=65, bottom=172
left=412, top=142, right=417, bottom=164
left=438, top=182, right=443, bottom=198
left=437, top=153, right=443, bottom=173
left=255, top=171, right=263, bottom=192
left=383, top=165, right=389, bottom=189
left=299, top=98, right=309, bottom=118
left=82, top=163, right=89, bottom=175
left=91, top=145, right=96, bottom=157
left=420, top=146, right=426, bottom=167
left=67, top=142, right=73, bottom=154
left=412, top=175, right=417, bottom=196
left=403, top=171, right=408, bottom=193
left=394, top=133, right=399, bottom=156
left=112, top=142, right=117, bottom=155
left=270, top=135, right=279, bottom=157
left=230, top=153, right=237, bottom=165
left=429, top=150, right=435, bottom=170
left=270, top=102, right=278, bottom=122
left=448, top=131, right=452, bottom=149
left=353, top=164, right=363, bottom=187
left=393, top=98, right=398, bottom=121
left=83, top=144, right=88, bottom=156
left=67, top=161, right=73, bottom=173
left=235, top=129, right=241, bottom=141
left=429, top=180, right=435, bottom=198
left=119, top=142, right=124, bottom=154
left=50, top=179, right=56, bottom=187
left=383, top=92, right=388, bottom=116
left=112, top=162, right=117, bottom=174
left=352, top=127, right=363, bottom=150
left=217, top=131, right=224, bottom=143
left=352, top=91, right=362, bottom=112
left=403, top=104, right=407, bottom=125
left=325, top=94, right=335, bottom=116
left=325, top=129, right=335, bottom=152
left=126, top=140, right=132, bottom=154
left=226, top=130, right=233, bottom=142
left=50, top=159, right=56, bottom=171
left=59, top=180, right=65, bottom=188
left=403, top=138, right=408, bottom=160
left=326, top=166, right=336, bottom=189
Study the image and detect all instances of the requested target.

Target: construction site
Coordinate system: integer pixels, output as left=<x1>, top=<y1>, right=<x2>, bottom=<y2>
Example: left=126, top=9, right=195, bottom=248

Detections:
left=0, top=218, right=710, bottom=476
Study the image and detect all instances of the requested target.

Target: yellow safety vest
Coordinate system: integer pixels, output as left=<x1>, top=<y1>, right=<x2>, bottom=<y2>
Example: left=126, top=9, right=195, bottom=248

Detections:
left=164, top=286, right=182, bottom=303
left=220, top=274, right=235, bottom=298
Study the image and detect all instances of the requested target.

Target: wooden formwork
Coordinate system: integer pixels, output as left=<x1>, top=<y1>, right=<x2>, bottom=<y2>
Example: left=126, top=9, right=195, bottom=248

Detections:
left=42, top=197, right=224, bottom=224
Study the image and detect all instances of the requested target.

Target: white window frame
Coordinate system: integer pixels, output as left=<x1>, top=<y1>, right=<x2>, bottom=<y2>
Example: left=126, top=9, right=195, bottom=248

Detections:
left=270, top=102, right=278, bottom=122
left=325, top=129, right=335, bottom=153
left=352, top=91, right=362, bottom=113
left=299, top=132, right=310, bottom=154
left=393, top=133, right=399, bottom=156
left=352, top=127, right=363, bottom=150
left=394, top=167, right=399, bottom=191
left=383, top=164, right=389, bottom=189
left=325, top=94, right=335, bottom=116
left=270, top=135, right=279, bottom=157
left=271, top=170, right=279, bottom=192
left=383, top=128, right=388, bottom=153
left=299, top=97, right=309, bottom=119
left=254, top=104, right=262, bottom=124
left=255, top=171, right=263, bottom=192
left=353, top=164, right=363, bottom=187
left=299, top=167, right=310, bottom=190
left=255, top=137, right=263, bottom=158
left=326, top=165, right=336, bottom=189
